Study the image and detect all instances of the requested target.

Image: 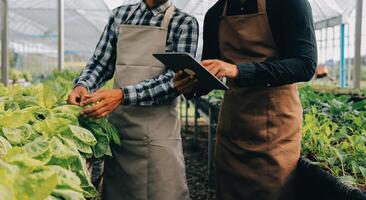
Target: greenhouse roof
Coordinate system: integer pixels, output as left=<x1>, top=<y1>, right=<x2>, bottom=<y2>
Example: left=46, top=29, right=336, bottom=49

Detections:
left=2, top=0, right=358, bottom=56
left=309, top=0, right=356, bottom=29
left=6, top=0, right=111, bottom=56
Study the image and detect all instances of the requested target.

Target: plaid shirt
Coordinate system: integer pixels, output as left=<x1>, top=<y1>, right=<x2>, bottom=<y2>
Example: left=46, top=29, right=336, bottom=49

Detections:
left=74, top=0, right=199, bottom=106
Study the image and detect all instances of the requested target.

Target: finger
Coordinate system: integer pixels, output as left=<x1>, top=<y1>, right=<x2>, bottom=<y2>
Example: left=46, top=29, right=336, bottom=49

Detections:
left=178, top=79, right=198, bottom=93
left=79, top=92, right=87, bottom=103
left=173, top=70, right=185, bottom=81
left=208, top=66, right=220, bottom=76
left=87, top=107, right=110, bottom=119
left=201, top=60, right=216, bottom=66
left=181, top=85, right=197, bottom=94
left=174, top=71, right=190, bottom=82
left=80, top=95, right=102, bottom=107
left=67, top=94, right=79, bottom=105
left=175, top=76, right=195, bottom=88
left=94, top=90, right=103, bottom=94
left=84, top=90, right=103, bottom=98
left=81, top=102, right=107, bottom=115
left=217, top=72, right=226, bottom=79
left=203, top=63, right=217, bottom=71
left=84, top=94, right=92, bottom=99
left=179, top=79, right=198, bottom=92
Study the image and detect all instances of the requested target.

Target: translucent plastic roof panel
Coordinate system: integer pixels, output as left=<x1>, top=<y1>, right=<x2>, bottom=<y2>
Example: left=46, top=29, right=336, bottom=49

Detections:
left=4, top=0, right=359, bottom=57
left=309, top=0, right=356, bottom=23
left=7, top=0, right=111, bottom=55
left=117, top=0, right=356, bottom=24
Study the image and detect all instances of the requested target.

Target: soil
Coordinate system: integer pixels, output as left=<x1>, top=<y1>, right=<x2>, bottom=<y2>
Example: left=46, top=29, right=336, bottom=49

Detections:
left=183, top=139, right=216, bottom=200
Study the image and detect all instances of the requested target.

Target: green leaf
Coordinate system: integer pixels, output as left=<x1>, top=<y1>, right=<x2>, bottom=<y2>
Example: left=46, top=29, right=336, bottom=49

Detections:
left=48, top=137, right=78, bottom=167
left=93, top=133, right=110, bottom=159
left=338, top=175, right=357, bottom=187
left=52, top=189, right=86, bottom=200
left=0, top=111, right=33, bottom=129
left=14, top=168, right=58, bottom=200
left=2, top=127, right=25, bottom=145
left=359, top=166, right=366, bottom=183
left=49, top=166, right=83, bottom=193
left=68, top=125, right=97, bottom=146
left=0, top=184, right=14, bottom=200
left=3, top=148, right=43, bottom=169
left=71, top=155, right=97, bottom=198
left=0, top=136, right=12, bottom=159
left=0, top=98, right=5, bottom=113
left=23, top=138, right=52, bottom=164
left=33, top=117, right=70, bottom=137
left=46, top=195, right=61, bottom=200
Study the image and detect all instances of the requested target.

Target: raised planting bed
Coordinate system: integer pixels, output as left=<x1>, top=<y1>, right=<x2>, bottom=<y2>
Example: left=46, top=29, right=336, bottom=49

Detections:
left=189, top=84, right=366, bottom=194
left=296, top=158, right=366, bottom=200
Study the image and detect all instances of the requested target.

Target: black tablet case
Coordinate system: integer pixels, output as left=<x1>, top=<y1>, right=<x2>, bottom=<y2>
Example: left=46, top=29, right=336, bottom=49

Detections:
left=153, top=53, right=229, bottom=91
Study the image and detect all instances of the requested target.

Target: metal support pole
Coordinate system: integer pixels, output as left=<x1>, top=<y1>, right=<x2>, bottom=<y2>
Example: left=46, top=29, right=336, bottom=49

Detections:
left=185, top=100, right=189, bottom=134
left=325, top=27, right=328, bottom=63
left=208, top=106, right=214, bottom=178
left=180, top=96, right=183, bottom=134
left=193, top=97, right=198, bottom=147
left=347, top=24, right=352, bottom=86
left=332, top=27, right=336, bottom=77
left=340, top=24, right=346, bottom=88
left=354, top=0, right=363, bottom=89
left=1, top=0, right=9, bottom=85
left=319, top=29, right=323, bottom=64
left=58, top=0, right=64, bottom=71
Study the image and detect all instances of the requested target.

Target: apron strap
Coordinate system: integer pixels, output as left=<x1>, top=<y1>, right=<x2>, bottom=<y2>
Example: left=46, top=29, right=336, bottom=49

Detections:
left=258, top=0, right=266, bottom=14
left=124, top=4, right=174, bottom=29
left=161, top=5, right=175, bottom=29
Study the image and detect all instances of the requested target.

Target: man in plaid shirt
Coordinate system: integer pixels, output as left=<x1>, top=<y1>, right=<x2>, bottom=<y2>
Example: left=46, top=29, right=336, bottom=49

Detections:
left=68, top=1, right=198, bottom=109
left=67, top=0, right=198, bottom=199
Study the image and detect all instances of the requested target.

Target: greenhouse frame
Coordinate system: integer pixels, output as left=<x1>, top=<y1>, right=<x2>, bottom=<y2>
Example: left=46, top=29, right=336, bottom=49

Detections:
left=0, top=0, right=365, bottom=86
left=1, top=0, right=366, bottom=199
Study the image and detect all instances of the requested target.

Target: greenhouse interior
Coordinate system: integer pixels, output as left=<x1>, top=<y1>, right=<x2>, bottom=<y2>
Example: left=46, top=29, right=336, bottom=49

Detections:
left=1, top=0, right=366, bottom=199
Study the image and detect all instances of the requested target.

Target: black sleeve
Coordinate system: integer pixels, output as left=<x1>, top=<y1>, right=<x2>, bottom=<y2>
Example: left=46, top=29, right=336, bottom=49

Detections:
left=193, top=2, right=223, bottom=97
left=202, top=1, right=222, bottom=60
left=236, top=0, right=318, bottom=87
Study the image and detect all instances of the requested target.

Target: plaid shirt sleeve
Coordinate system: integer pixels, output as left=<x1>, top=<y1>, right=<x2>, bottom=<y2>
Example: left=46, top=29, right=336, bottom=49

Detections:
left=123, top=16, right=199, bottom=106
left=73, top=10, right=118, bottom=93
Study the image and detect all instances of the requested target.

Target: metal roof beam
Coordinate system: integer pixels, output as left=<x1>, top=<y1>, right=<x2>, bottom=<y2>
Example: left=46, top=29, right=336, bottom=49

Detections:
left=314, top=16, right=342, bottom=30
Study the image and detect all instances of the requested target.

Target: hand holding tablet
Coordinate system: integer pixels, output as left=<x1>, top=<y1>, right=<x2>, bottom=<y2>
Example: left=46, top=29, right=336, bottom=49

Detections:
left=153, top=53, right=229, bottom=91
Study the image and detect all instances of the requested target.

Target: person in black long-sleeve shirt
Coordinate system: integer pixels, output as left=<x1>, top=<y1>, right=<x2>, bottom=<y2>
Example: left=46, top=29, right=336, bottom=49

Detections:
left=174, top=0, right=317, bottom=199
left=202, top=0, right=317, bottom=87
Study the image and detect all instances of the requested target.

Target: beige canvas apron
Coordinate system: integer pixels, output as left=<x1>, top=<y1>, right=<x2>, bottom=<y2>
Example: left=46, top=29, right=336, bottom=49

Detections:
left=103, top=5, right=189, bottom=200
left=215, top=0, right=303, bottom=199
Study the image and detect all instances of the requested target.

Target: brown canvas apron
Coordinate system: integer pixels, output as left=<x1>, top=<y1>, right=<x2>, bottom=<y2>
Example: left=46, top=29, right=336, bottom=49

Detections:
left=215, top=0, right=303, bottom=199
left=103, top=5, right=189, bottom=200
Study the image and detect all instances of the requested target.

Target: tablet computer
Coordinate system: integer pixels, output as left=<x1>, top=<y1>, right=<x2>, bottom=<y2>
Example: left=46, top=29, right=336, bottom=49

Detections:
left=153, top=52, right=229, bottom=91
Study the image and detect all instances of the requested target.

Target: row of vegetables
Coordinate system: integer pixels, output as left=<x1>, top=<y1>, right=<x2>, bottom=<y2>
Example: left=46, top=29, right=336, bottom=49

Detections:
left=0, top=71, right=119, bottom=200
left=2, top=69, right=366, bottom=199
left=208, top=85, right=366, bottom=190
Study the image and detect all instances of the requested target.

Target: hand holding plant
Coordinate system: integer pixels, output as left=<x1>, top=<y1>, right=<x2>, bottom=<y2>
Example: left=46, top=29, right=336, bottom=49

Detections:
left=80, top=89, right=124, bottom=119
left=67, top=85, right=88, bottom=105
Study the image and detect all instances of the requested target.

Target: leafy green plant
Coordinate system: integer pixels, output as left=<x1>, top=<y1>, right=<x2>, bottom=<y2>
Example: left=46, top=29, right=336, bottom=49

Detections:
left=0, top=71, right=120, bottom=199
